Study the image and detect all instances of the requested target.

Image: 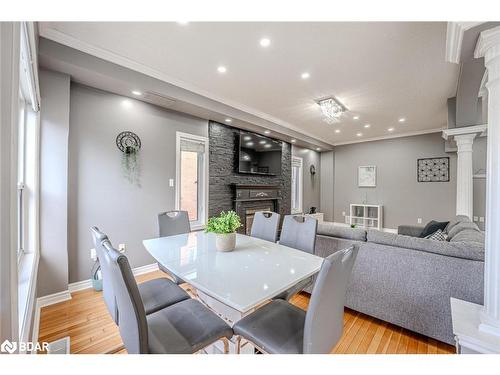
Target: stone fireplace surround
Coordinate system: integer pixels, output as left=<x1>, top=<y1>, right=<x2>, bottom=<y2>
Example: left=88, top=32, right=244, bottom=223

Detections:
left=208, top=121, right=291, bottom=228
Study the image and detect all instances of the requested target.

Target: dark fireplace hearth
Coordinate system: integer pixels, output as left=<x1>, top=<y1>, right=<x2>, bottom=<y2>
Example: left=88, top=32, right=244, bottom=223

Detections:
left=233, top=184, right=281, bottom=235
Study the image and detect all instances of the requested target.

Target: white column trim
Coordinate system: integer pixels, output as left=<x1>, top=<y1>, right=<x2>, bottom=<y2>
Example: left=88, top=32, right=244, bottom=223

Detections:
left=474, top=25, right=500, bottom=343
left=446, top=22, right=485, bottom=64
left=454, top=134, right=476, bottom=219
left=441, top=124, right=487, bottom=140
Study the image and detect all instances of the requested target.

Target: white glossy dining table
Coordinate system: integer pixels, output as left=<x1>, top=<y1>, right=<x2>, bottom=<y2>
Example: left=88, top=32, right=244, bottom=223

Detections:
left=143, top=231, right=323, bottom=318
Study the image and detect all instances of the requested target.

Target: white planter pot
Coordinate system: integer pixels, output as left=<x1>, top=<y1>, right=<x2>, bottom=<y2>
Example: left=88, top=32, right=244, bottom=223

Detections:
left=215, top=232, right=236, bottom=252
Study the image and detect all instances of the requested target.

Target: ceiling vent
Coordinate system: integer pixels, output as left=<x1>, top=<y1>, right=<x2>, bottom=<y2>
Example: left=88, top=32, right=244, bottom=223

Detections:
left=142, top=91, right=177, bottom=109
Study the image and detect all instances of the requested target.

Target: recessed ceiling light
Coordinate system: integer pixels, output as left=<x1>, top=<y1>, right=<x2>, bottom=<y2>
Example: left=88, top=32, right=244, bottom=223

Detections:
left=264, top=130, right=271, bottom=135
left=388, top=127, right=395, bottom=132
left=246, top=142, right=254, bottom=147
left=398, top=118, right=406, bottom=123
left=225, top=118, right=232, bottom=123
left=264, top=144, right=272, bottom=148
left=291, top=139, right=296, bottom=143
left=335, top=129, right=341, bottom=134
left=301, top=72, right=310, bottom=79
left=259, top=140, right=267, bottom=145
left=243, top=135, right=252, bottom=141
left=356, top=132, right=363, bottom=137
left=217, top=66, right=227, bottom=74
left=316, top=148, right=321, bottom=151
left=353, top=116, right=360, bottom=120
left=364, top=124, right=371, bottom=128
left=259, top=38, right=271, bottom=47
left=131, top=90, right=142, bottom=96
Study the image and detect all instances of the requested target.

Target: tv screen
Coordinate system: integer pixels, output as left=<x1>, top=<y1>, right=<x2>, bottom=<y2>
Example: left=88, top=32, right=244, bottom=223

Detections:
left=238, top=131, right=282, bottom=175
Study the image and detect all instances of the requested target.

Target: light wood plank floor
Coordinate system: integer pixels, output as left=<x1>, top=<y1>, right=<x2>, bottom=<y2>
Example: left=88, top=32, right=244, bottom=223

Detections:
left=37, top=270, right=455, bottom=354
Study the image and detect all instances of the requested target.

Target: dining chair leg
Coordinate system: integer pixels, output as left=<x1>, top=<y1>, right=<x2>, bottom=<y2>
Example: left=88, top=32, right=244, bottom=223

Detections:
left=235, top=336, right=242, bottom=354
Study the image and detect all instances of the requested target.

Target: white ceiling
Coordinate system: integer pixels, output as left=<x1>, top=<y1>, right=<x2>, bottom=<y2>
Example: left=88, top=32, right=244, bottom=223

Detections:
left=39, top=22, right=459, bottom=145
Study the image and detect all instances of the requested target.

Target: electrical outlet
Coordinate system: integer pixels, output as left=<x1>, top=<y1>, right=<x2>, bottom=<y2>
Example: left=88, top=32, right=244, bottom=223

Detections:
left=479, top=217, right=485, bottom=223
left=417, top=218, right=422, bottom=224
left=90, top=248, right=97, bottom=261
left=342, top=211, right=346, bottom=217
left=169, top=178, right=174, bottom=187
left=473, top=216, right=479, bottom=222
left=118, top=244, right=126, bottom=253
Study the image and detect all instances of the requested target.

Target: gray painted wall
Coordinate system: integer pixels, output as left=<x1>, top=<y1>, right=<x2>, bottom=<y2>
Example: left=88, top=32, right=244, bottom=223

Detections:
left=291, top=145, right=321, bottom=214
left=38, top=69, right=70, bottom=297
left=67, top=84, right=208, bottom=283
left=332, top=133, right=457, bottom=229
left=320, top=151, right=335, bottom=221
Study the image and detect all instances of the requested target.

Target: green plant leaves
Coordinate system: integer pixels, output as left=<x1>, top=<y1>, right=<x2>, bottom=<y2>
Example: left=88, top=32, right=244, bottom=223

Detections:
left=205, top=211, right=242, bottom=234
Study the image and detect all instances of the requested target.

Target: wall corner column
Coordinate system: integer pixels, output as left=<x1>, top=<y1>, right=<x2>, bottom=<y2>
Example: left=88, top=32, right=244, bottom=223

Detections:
left=454, top=133, right=476, bottom=219
left=475, top=26, right=500, bottom=338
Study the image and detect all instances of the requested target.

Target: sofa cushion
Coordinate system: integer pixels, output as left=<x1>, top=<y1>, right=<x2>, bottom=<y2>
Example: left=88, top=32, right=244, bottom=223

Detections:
left=450, top=229, right=484, bottom=244
left=447, top=221, right=480, bottom=240
left=367, top=230, right=484, bottom=261
left=317, top=223, right=367, bottom=241
left=420, top=220, right=449, bottom=238
left=445, top=215, right=471, bottom=234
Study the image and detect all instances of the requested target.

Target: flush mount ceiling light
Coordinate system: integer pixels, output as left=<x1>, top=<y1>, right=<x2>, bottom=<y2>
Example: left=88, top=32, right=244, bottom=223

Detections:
left=264, top=130, right=271, bottom=134
left=291, top=139, right=296, bottom=143
left=225, top=118, right=232, bottom=123
left=388, top=127, right=395, bottom=132
left=301, top=72, right=310, bottom=79
left=353, top=115, right=360, bottom=120
left=317, top=97, right=347, bottom=123
left=356, top=132, right=363, bottom=137
left=217, top=66, right=227, bottom=74
left=398, top=117, right=406, bottom=123
left=364, top=124, right=371, bottom=128
left=259, top=38, right=271, bottom=47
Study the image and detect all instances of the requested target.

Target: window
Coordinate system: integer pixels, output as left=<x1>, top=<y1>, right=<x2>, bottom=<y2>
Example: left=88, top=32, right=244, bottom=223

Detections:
left=176, top=132, right=208, bottom=228
left=17, top=23, right=40, bottom=261
left=291, top=156, right=303, bottom=214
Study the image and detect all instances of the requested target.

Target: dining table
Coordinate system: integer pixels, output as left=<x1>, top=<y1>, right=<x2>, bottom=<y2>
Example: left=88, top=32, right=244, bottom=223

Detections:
left=143, top=230, right=323, bottom=353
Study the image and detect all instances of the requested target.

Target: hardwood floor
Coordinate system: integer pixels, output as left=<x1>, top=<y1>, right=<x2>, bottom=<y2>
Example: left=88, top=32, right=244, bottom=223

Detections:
left=37, top=270, right=455, bottom=354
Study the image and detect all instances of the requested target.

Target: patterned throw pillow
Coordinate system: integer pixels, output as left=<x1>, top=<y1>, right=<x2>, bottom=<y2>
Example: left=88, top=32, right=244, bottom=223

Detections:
left=425, top=229, right=447, bottom=241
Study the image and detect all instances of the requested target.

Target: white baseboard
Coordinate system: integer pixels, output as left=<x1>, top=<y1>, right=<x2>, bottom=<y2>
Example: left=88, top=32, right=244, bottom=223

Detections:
left=332, top=221, right=398, bottom=234
left=32, top=262, right=160, bottom=351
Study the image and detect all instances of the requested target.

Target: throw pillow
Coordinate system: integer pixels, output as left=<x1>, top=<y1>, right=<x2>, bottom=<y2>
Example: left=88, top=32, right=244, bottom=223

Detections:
left=420, top=220, right=449, bottom=238
left=425, top=229, right=447, bottom=241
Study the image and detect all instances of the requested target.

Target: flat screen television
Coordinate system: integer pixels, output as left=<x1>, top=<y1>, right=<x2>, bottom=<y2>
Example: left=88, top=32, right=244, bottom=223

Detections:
left=238, top=131, right=282, bottom=175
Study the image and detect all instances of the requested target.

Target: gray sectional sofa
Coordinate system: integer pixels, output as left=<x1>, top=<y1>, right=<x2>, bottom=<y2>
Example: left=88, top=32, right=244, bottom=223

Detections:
left=311, top=216, right=484, bottom=345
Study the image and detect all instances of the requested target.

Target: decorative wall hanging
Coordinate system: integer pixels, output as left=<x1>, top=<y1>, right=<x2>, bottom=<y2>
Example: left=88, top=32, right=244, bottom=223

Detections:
left=417, top=157, right=449, bottom=182
left=116, top=131, right=142, bottom=186
left=310, top=164, right=316, bottom=175
left=358, top=166, right=376, bottom=187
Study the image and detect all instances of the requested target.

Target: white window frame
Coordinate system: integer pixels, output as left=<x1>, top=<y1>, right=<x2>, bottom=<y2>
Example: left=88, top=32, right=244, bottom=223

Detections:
left=175, top=132, right=209, bottom=230
left=291, top=156, right=304, bottom=214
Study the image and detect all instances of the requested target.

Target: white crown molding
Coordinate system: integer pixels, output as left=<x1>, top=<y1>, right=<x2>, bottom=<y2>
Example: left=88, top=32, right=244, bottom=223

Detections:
left=446, top=22, right=484, bottom=64
left=37, top=25, right=329, bottom=147
left=475, top=26, right=500, bottom=59
left=332, top=127, right=444, bottom=146
left=442, top=124, right=488, bottom=140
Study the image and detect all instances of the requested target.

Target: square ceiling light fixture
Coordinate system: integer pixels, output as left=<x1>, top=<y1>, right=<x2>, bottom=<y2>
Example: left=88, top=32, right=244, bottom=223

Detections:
left=317, top=97, right=347, bottom=123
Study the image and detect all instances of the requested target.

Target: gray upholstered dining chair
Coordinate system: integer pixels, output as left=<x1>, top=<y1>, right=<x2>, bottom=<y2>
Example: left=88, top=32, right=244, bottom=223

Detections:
left=157, top=210, right=191, bottom=284
left=104, top=239, right=233, bottom=354
left=250, top=211, right=281, bottom=243
left=274, top=215, right=318, bottom=300
left=90, top=227, right=190, bottom=324
left=279, top=215, right=318, bottom=253
left=233, top=245, right=358, bottom=354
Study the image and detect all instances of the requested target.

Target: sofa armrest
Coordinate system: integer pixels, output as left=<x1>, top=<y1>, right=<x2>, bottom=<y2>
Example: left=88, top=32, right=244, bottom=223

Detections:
left=398, top=225, right=424, bottom=237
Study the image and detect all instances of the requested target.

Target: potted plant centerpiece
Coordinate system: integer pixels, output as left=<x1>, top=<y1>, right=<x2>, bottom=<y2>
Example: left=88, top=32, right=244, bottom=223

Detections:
left=206, top=211, right=242, bottom=252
